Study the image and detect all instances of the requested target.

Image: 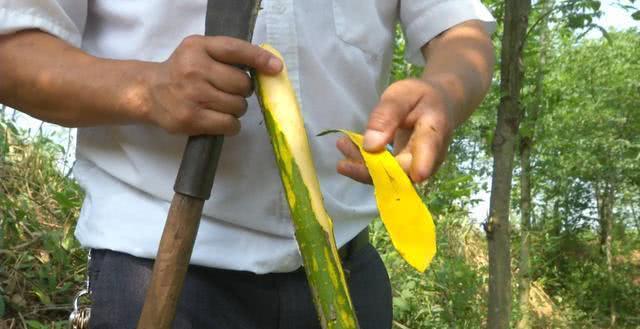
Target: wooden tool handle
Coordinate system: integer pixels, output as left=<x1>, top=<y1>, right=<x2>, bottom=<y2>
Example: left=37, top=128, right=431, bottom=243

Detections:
left=137, top=193, right=204, bottom=328
left=136, top=2, right=261, bottom=328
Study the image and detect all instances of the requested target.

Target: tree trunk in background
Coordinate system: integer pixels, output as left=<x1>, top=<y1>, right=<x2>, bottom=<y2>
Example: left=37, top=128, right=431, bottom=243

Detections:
left=517, top=5, right=549, bottom=327
left=551, top=200, right=561, bottom=237
left=486, top=0, right=532, bottom=328
left=517, top=138, right=533, bottom=329
left=595, top=182, right=616, bottom=327
left=633, top=202, right=640, bottom=239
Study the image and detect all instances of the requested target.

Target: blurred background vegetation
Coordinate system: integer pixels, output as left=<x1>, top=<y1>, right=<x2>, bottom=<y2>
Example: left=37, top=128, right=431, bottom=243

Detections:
left=1, top=0, right=640, bottom=328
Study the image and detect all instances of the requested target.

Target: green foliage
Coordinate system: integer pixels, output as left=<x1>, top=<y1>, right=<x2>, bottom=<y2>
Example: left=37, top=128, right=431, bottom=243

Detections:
left=515, top=29, right=640, bottom=328
left=390, top=25, right=423, bottom=83
left=540, top=31, right=640, bottom=185
left=0, top=118, right=86, bottom=328
left=528, top=228, right=640, bottom=327
left=372, top=212, right=488, bottom=329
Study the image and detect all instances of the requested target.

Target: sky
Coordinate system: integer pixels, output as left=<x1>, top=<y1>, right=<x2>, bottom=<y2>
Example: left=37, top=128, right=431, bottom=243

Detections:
left=4, top=1, right=639, bottom=222
left=597, top=0, right=639, bottom=31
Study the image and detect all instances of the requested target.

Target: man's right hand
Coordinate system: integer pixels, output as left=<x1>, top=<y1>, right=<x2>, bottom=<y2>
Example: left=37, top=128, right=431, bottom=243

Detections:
left=142, top=36, right=282, bottom=136
left=0, top=32, right=281, bottom=134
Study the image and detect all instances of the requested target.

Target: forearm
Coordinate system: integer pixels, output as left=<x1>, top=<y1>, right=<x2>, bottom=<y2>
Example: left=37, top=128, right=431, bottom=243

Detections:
left=420, top=20, right=495, bottom=128
left=0, top=30, right=152, bottom=127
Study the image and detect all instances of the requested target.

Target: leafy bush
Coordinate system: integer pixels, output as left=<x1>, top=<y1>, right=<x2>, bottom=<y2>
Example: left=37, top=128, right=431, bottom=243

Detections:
left=529, top=227, right=640, bottom=328
left=1, top=119, right=86, bottom=328
left=372, top=211, right=488, bottom=329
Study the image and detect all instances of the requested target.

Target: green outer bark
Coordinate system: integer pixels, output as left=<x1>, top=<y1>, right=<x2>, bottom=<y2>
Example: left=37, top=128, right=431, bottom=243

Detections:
left=262, top=110, right=360, bottom=329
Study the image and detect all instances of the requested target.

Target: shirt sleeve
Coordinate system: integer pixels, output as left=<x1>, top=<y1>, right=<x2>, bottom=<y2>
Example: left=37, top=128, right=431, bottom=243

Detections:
left=400, top=0, right=496, bottom=65
left=0, top=0, right=87, bottom=47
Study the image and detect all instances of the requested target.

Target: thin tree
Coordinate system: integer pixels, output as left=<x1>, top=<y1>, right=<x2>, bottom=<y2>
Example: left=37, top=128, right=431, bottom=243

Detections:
left=517, top=2, right=551, bottom=326
left=486, top=0, right=532, bottom=328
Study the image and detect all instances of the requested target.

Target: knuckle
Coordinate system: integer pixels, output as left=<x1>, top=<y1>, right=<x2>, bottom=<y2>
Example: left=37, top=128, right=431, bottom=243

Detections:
left=173, top=107, right=194, bottom=127
left=392, top=78, right=420, bottom=91
left=383, top=79, right=422, bottom=103
left=380, top=88, right=403, bottom=104
left=181, top=35, right=202, bottom=49
left=177, top=59, right=201, bottom=79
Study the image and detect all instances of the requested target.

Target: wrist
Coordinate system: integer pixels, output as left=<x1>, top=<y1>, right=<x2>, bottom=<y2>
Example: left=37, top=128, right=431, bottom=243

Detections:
left=112, top=60, right=160, bottom=125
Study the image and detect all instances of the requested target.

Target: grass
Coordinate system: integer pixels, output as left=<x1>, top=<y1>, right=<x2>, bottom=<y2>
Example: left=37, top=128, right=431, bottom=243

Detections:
left=1, top=120, right=86, bottom=328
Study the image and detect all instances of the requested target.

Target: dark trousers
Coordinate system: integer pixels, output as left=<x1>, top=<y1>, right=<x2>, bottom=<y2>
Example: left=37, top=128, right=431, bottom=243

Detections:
left=88, top=244, right=392, bottom=329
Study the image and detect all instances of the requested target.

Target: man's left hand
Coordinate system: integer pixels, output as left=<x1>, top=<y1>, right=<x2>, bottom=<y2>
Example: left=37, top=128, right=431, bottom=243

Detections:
left=335, top=20, right=495, bottom=185
left=336, top=78, right=454, bottom=184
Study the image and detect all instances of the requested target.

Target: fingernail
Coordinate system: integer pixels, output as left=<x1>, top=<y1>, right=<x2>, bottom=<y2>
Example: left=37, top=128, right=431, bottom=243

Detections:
left=363, top=130, right=386, bottom=151
left=268, top=57, right=282, bottom=72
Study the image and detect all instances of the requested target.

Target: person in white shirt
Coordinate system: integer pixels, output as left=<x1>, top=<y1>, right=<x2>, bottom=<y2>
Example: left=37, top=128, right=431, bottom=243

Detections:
left=0, top=1, right=495, bottom=328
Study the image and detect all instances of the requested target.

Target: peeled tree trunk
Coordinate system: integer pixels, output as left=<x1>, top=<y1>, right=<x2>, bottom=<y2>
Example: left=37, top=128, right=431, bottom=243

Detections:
left=255, top=44, right=437, bottom=328
left=256, top=44, right=359, bottom=329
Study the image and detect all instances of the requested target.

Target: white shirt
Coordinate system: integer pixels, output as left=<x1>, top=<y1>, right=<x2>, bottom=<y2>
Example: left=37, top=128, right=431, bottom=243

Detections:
left=1, top=0, right=494, bottom=273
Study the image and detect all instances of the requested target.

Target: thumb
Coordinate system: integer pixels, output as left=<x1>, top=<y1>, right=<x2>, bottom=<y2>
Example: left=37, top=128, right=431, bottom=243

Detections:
left=363, top=87, right=416, bottom=152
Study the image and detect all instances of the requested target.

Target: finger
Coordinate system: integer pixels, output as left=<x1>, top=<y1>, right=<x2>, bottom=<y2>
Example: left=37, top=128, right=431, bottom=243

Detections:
left=209, top=96, right=248, bottom=118
left=392, top=129, right=413, bottom=174
left=190, top=108, right=241, bottom=136
left=408, top=116, right=449, bottom=182
left=184, top=82, right=248, bottom=118
left=336, top=137, right=364, bottom=161
left=199, top=92, right=248, bottom=118
left=206, top=63, right=254, bottom=96
left=203, top=36, right=282, bottom=74
left=395, top=152, right=412, bottom=174
left=392, top=128, right=412, bottom=155
left=363, top=81, right=422, bottom=153
left=337, top=160, right=372, bottom=185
